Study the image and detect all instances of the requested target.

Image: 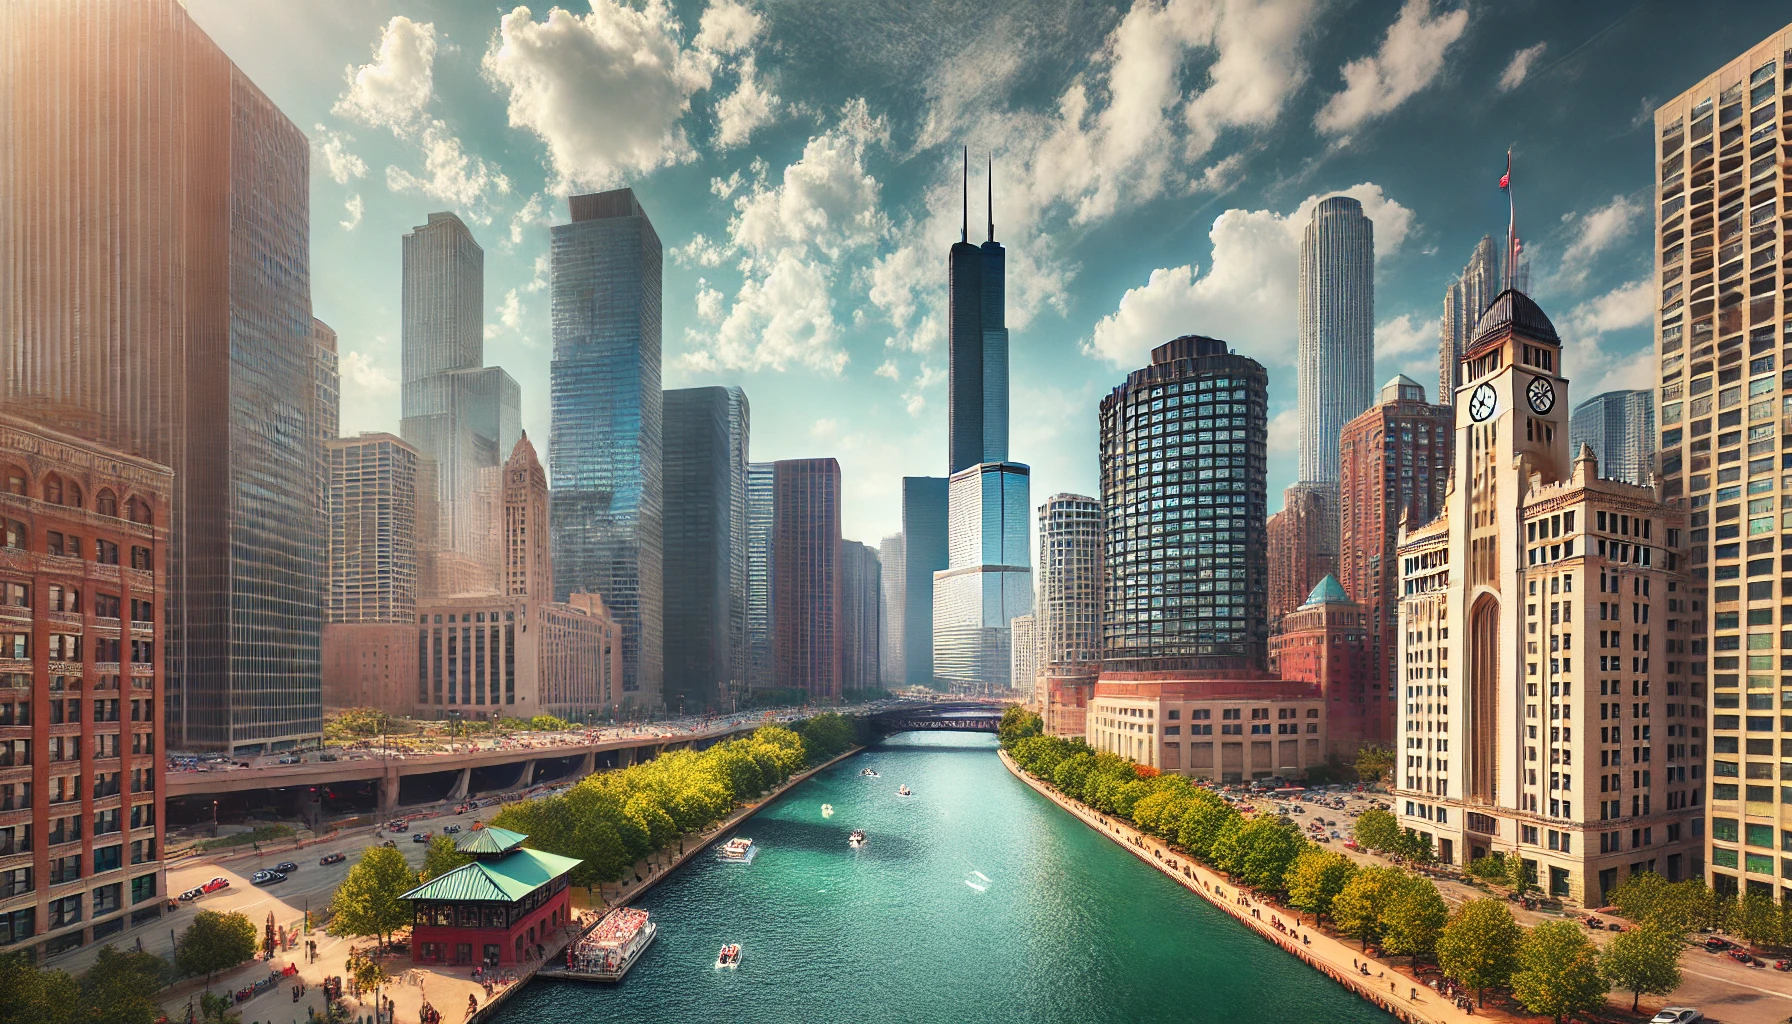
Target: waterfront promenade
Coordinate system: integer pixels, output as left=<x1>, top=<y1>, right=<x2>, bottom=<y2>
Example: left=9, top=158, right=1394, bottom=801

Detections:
left=1000, top=750, right=1472, bottom=1024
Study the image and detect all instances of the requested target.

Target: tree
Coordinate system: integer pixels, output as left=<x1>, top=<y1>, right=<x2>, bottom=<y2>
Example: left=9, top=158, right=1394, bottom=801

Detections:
left=1331, top=866, right=1407, bottom=945
left=1285, top=847, right=1358, bottom=924
left=1381, top=876, right=1449, bottom=963
left=1600, top=924, right=1684, bottom=1013
left=1737, top=887, right=1783, bottom=947
left=1437, top=899, right=1524, bottom=1007
left=347, top=950, right=390, bottom=1011
left=1465, top=855, right=1507, bottom=884
left=1511, top=921, right=1610, bottom=1024
left=327, top=845, right=418, bottom=950
left=197, top=992, right=240, bottom=1024
left=1393, top=828, right=1435, bottom=865
left=1352, top=808, right=1400, bottom=853
left=78, top=947, right=171, bottom=1024
left=1353, top=745, right=1394, bottom=785
left=997, top=705, right=1042, bottom=748
left=421, top=835, right=471, bottom=882
left=176, top=911, right=257, bottom=988
left=0, top=950, right=78, bottom=1024
left=1214, top=817, right=1306, bottom=891
left=1504, top=851, right=1535, bottom=895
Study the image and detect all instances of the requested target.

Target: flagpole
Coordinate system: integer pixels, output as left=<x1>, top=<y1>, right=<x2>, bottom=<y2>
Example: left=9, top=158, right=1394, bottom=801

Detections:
left=1505, top=148, right=1515, bottom=292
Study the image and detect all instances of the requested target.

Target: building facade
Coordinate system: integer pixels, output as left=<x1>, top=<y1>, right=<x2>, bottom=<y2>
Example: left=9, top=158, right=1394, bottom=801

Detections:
left=879, top=533, right=905, bottom=687
left=1297, top=196, right=1375, bottom=483
left=549, top=188, right=663, bottom=710
left=0, top=414, right=171, bottom=957
left=1394, top=289, right=1701, bottom=904
left=1439, top=236, right=1499, bottom=409
left=1087, top=674, right=1325, bottom=781
left=746, top=463, right=774, bottom=692
left=403, top=826, right=579, bottom=967
left=1269, top=577, right=1373, bottom=758
left=1266, top=482, right=1340, bottom=632
left=2, top=0, right=323, bottom=754
left=1337, top=375, right=1452, bottom=749
left=725, top=388, right=750, bottom=703
left=772, top=460, right=842, bottom=701
left=1037, top=494, right=1101, bottom=678
left=662, top=388, right=733, bottom=713
left=933, top=462, right=1032, bottom=693
left=840, top=540, right=881, bottom=694
left=1099, top=337, right=1269, bottom=672
left=900, top=477, right=949, bottom=687
left=1009, top=613, right=1038, bottom=703
left=948, top=166, right=1009, bottom=475
left=1653, top=25, right=1792, bottom=898
left=1569, top=390, right=1655, bottom=487
left=311, top=320, right=340, bottom=524
left=321, top=434, right=423, bottom=715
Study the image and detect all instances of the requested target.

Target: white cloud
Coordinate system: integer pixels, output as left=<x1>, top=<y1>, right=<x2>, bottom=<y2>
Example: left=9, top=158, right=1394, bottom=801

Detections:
left=1085, top=183, right=1413, bottom=369
left=483, top=1, right=713, bottom=192
left=313, top=126, right=368, bottom=184
left=1375, top=313, right=1432, bottom=358
left=524, top=253, right=550, bottom=293
left=875, top=359, right=901, bottom=380
left=1315, top=0, right=1468, bottom=137
left=672, top=234, right=727, bottom=268
left=507, top=193, right=551, bottom=247
left=1555, top=193, right=1643, bottom=287
left=341, top=351, right=398, bottom=396
left=333, top=16, right=437, bottom=136
left=1563, top=278, right=1652, bottom=340
left=694, top=279, right=725, bottom=322
left=1267, top=407, right=1299, bottom=459
left=341, top=194, right=365, bottom=231
left=693, top=0, right=762, bottom=54
left=902, top=364, right=944, bottom=415
left=714, top=54, right=780, bottom=149
left=496, top=289, right=524, bottom=330
left=1498, top=42, right=1547, bottom=92
left=1561, top=278, right=1654, bottom=395
left=384, top=123, right=511, bottom=217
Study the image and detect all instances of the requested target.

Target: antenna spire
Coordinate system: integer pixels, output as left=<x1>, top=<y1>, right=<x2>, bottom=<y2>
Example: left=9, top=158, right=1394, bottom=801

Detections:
left=987, top=152, right=994, bottom=242
left=1500, top=148, right=1515, bottom=292
left=960, top=146, right=968, bottom=244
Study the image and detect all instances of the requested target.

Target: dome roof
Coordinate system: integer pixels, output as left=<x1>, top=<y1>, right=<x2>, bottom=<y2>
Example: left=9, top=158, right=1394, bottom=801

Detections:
left=1300, top=574, right=1351, bottom=607
left=1471, top=288, right=1559, bottom=347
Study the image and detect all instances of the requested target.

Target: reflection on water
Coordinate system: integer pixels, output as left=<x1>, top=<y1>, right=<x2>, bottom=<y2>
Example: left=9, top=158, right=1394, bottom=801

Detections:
left=490, top=732, right=1394, bottom=1024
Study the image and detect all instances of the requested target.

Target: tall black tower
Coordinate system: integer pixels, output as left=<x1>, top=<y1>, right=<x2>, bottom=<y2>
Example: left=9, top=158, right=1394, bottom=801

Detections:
left=948, top=149, right=1008, bottom=474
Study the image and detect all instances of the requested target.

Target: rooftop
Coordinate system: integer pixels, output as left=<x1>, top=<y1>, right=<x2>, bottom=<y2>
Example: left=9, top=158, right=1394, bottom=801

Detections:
left=400, top=846, right=582, bottom=903
left=1470, top=288, right=1559, bottom=348
left=1300, top=575, right=1351, bottom=607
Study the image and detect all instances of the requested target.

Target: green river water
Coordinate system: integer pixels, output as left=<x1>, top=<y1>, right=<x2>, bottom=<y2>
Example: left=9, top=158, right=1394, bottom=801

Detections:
left=488, top=731, right=1396, bottom=1024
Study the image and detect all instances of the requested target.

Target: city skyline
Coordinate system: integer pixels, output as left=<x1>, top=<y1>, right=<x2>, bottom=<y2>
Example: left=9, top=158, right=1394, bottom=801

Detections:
left=161, top=0, right=1782, bottom=547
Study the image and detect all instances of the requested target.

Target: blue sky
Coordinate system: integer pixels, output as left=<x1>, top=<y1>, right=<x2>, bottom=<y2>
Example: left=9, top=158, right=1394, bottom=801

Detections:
left=183, top=0, right=1788, bottom=546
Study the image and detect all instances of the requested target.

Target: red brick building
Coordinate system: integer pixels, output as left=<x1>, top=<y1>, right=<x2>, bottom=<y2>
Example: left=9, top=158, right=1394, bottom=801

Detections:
left=772, top=459, right=842, bottom=701
left=1265, top=482, right=1338, bottom=632
left=1041, top=671, right=1095, bottom=739
left=0, top=413, right=170, bottom=958
left=1269, top=576, right=1376, bottom=756
left=403, top=826, right=579, bottom=966
left=1337, top=375, right=1450, bottom=743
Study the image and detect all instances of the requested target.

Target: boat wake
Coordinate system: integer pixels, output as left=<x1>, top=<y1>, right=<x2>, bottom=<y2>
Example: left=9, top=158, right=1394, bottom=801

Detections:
left=821, top=803, right=835, bottom=818
left=964, top=880, right=987, bottom=892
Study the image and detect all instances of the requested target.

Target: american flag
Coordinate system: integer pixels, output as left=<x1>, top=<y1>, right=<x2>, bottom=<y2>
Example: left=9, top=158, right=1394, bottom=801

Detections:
left=1499, top=150, right=1511, bottom=191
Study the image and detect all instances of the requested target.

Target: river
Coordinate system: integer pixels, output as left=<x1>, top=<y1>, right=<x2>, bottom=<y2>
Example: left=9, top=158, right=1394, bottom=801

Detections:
left=488, top=731, right=1395, bottom=1024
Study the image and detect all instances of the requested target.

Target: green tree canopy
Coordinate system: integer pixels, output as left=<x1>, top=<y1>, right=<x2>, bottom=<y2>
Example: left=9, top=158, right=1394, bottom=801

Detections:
left=1380, top=876, right=1448, bottom=963
left=1736, top=888, right=1783, bottom=947
left=1511, top=921, right=1610, bottom=1024
left=0, top=950, right=78, bottom=1024
left=420, top=834, right=471, bottom=882
left=1352, top=808, right=1401, bottom=853
left=997, top=705, right=1042, bottom=748
left=176, top=910, right=257, bottom=987
left=1600, top=924, right=1684, bottom=1012
left=1437, top=898, right=1524, bottom=1006
left=1353, top=745, right=1393, bottom=785
left=1284, top=847, right=1358, bottom=924
left=1213, top=817, right=1306, bottom=891
left=327, top=844, right=418, bottom=949
left=78, top=946, right=171, bottom=1024
left=1330, top=866, right=1407, bottom=945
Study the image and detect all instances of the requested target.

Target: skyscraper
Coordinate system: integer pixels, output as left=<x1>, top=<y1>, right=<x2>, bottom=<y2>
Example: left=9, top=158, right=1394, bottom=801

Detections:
left=901, top=477, right=949, bottom=686
left=501, top=433, right=552, bottom=603
left=1569, top=389, right=1655, bottom=487
left=948, top=153, right=1009, bottom=475
left=1337, top=376, right=1451, bottom=742
left=321, top=433, right=423, bottom=715
left=772, top=459, right=842, bottom=701
left=1439, top=236, right=1499, bottom=407
left=662, top=387, right=733, bottom=713
left=2, top=0, right=322, bottom=753
left=400, top=214, right=521, bottom=567
left=311, top=319, right=341, bottom=519
left=1009, top=613, right=1038, bottom=702
left=549, top=188, right=664, bottom=709
left=840, top=540, right=881, bottom=694
left=1297, top=196, right=1375, bottom=483
left=1655, top=26, right=1792, bottom=897
left=746, top=462, right=775, bottom=691
left=725, top=387, right=750, bottom=700
left=1265, top=482, right=1339, bottom=631
left=879, top=533, right=906, bottom=687
left=1099, top=336, right=1269, bottom=671
left=1037, top=494, right=1101, bottom=674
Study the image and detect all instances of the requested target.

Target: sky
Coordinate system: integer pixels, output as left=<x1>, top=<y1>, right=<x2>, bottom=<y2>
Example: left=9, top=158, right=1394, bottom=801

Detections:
left=180, top=0, right=1790, bottom=548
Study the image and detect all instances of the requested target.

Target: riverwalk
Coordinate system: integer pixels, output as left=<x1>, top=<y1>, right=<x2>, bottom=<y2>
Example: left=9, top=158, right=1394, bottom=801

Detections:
left=1000, top=750, right=1477, bottom=1024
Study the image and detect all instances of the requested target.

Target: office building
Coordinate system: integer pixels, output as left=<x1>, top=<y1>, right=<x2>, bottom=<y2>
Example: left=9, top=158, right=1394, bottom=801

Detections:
left=1037, top=494, right=1101, bottom=675
left=2, top=0, right=322, bottom=754
left=1394, top=287, right=1700, bottom=902
left=1265, top=482, right=1339, bottom=631
left=1009, top=613, right=1038, bottom=702
left=934, top=462, right=1032, bottom=693
left=0, top=413, right=172, bottom=957
left=949, top=155, right=1010, bottom=475
left=1439, top=236, right=1500, bottom=407
left=1569, top=390, right=1655, bottom=487
left=841, top=541, right=881, bottom=694
left=901, top=477, right=949, bottom=687
left=746, top=463, right=775, bottom=692
left=321, top=434, right=422, bottom=715
left=879, top=533, right=905, bottom=687
left=1086, top=673, right=1325, bottom=781
left=1269, top=576, right=1373, bottom=757
left=1337, top=375, right=1451, bottom=747
left=662, top=387, right=733, bottom=713
left=1654, top=26, right=1792, bottom=898
left=1099, top=336, right=1269, bottom=671
left=550, top=189, right=663, bottom=710
left=311, top=319, right=341, bottom=522
left=1297, top=196, right=1375, bottom=483
left=725, top=388, right=750, bottom=701
left=772, top=460, right=842, bottom=701
left=400, top=213, right=521, bottom=569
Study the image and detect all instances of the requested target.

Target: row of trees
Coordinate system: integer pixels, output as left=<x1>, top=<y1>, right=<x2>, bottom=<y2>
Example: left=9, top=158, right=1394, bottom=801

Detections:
left=1004, top=731, right=1686, bottom=1021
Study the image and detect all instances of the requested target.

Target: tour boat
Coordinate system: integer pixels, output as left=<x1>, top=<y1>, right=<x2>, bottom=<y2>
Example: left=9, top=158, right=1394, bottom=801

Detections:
left=848, top=829, right=866, bottom=847
left=860, top=768, right=880, bottom=777
left=897, top=785, right=913, bottom=797
left=715, top=837, right=758, bottom=864
left=714, top=943, right=742, bottom=970
left=563, top=908, right=656, bottom=982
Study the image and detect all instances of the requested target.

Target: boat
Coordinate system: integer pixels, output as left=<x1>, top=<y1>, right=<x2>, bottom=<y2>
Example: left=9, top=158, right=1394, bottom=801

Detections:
left=897, top=785, right=913, bottom=797
left=848, top=829, right=866, bottom=847
left=714, top=943, right=741, bottom=970
left=715, top=837, right=758, bottom=864
left=561, top=908, right=656, bottom=982
left=860, top=767, right=880, bottom=777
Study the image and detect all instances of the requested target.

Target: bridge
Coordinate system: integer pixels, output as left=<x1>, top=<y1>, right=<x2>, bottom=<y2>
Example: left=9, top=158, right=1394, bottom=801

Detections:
left=867, top=700, right=1005, bottom=734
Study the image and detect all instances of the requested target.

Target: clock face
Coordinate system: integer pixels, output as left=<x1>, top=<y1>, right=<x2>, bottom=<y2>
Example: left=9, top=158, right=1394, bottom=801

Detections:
left=1527, top=377, right=1556, bottom=415
left=1469, top=383, right=1498, bottom=422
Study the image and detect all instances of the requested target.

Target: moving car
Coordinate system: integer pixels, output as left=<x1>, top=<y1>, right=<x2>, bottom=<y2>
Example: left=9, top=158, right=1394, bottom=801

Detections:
left=276, top=755, right=300, bottom=765
left=412, top=830, right=433, bottom=843
left=250, top=869, right=287, bottom=885
left=319, top=852, right=346, bottom=866
left=274, top=861, right=298, bottom=873
left=1649, top=1009, right=1702, bottom=1024
left=1704, top=937, right=1732, bottom=951
left=201, top=877, right=230, bottom=893
left=387, top=820, right=410, bottom=832
left=444, top=825, right=461, bottom=834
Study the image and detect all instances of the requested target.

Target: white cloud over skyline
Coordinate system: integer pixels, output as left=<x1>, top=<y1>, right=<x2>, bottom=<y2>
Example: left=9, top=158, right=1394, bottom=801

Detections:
left=1315, top=0, right=1468, bottom=138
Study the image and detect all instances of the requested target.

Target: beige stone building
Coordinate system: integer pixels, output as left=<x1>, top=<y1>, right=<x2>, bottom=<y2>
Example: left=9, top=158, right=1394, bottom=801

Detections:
left=1087, top=672, right=1326, bottom=782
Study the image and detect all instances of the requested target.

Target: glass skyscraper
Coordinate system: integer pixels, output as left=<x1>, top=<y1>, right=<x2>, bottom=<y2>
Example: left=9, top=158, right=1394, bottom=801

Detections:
left=1297, top=196, right=1375, bottom=483
left=550, top=189, right=664, bottom=706
left=949, top=160, right=1010, bottom=474
left=900, top=476, right=948, bottom=686
left=746, top=462, right=775, bottom=691
left=1100, top=336, right=1269, bottom=671
left=725, top=387, right=750, bottom=701
left=661, top=386, right=734, bottom=713
left=1568, top=389, right=1655, bottom=486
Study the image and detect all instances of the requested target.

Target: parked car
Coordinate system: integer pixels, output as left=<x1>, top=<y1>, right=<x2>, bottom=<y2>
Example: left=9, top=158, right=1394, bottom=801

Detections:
left=178, top=887, right=205, bottom=901
left=1728, top=949, right=1753, bottom=965
left=276, top=755, right=300, bottom=765
left=389, top=821, right=410, bottom=833
left=1649, top=1009, right=1703, bottom=1024
left=274, top=861, right=298, bottom=873
left=412, top=831, right=433, bottom=843
left=201, top=877, right=230, bottom=893
left=1704, top=937, right=1732, bottom=951
left=444, top=825, right=461, bottom=834
left=318, top=752, right=338, bottom=762
left=319, top=852, right=346, bottom=866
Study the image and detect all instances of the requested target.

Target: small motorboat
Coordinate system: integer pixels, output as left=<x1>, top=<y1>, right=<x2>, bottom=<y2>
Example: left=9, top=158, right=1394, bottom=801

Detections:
left=897, top=784, right=913, bottom=797
left=860, top=767, right=880, bottom=777
left=715, top=837, right=758, bottom=863
left=715, top=943, right=742, bottom=970
left=848, top=829, right=866, bottom=847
